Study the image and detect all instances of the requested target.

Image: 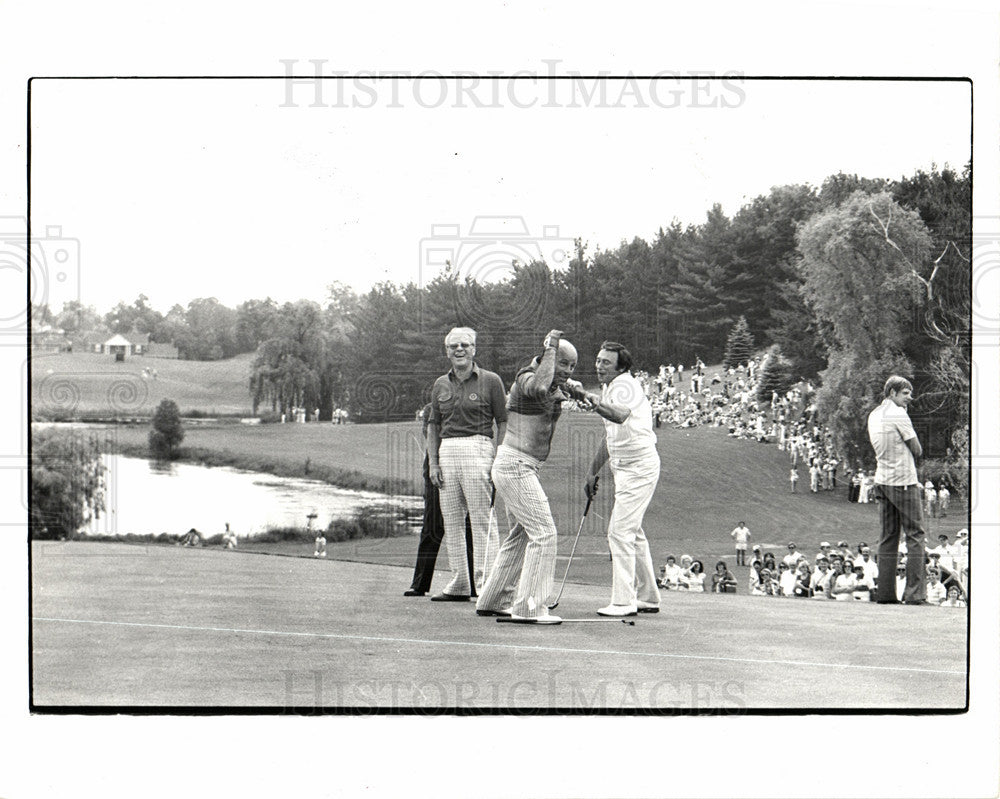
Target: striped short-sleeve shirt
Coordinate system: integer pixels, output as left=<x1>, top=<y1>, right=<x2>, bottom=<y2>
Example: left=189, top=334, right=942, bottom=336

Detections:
left=867, top=398, right=918, bottom=486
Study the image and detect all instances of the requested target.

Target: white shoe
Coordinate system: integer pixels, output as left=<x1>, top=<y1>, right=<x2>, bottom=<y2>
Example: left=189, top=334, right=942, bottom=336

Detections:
left=636, top=600, right=660, bottom=614
left=597, top=604, right=638, bottom=617
left=509, top=611, right=562, bottom=624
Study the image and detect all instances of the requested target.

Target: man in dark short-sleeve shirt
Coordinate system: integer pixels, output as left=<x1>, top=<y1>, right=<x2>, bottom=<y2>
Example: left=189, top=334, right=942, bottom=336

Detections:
left=427, top=327, right=507, bottom=600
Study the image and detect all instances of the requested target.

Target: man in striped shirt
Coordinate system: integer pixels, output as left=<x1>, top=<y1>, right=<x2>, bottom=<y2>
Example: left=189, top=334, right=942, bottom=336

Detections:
left=867, top=375, right=927, bottom=605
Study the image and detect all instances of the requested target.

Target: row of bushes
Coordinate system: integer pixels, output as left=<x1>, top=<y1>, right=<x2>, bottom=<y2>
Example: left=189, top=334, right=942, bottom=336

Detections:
left=48, top=505, right=418, bottom=545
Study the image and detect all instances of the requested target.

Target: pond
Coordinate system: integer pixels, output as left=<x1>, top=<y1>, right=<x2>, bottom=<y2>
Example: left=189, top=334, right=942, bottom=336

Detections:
left=86, top=455, right=422, bottom=538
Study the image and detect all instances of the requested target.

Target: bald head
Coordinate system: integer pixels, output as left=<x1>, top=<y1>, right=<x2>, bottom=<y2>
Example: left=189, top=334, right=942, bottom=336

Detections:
left=558, top=339, right=577, bottom=363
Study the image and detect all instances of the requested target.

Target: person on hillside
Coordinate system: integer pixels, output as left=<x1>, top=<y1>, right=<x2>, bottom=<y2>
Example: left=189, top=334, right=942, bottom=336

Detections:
left=809, top=462, right=820, bottom=493
left=427, top=327, right=508, bottom=601
left=937, top=484, right=951, bottom=517
left=923, top=481, right=937, bottom=518
left=583, top=341, right=663, bottom=616
left=221, top=522, right=238, bottom=549
left=790, top=467, right=799, bottom=492
left=314, top=532, right=327, bottom=558
left=404, top=402, right=476, bottom=597
left=748, top=559, right=763, bottom=593
left=475, top=331, right=588, bottom=624
left=868, top=376, right=927, bottom=605
left=730, top=521, right=751, bottom=566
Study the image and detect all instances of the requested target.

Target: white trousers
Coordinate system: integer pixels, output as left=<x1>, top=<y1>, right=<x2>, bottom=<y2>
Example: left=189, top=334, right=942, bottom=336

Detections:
left=438, top=436, right=497, bottom=595
left=476, top=446, right=557, bottom=618
left=607, top=451, right=662, bottom=607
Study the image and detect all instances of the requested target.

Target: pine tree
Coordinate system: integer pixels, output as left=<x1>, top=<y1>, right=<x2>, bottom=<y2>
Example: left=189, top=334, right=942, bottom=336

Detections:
left=755, top=348, right=794, bottom=404
left=723, top=316, right=755, bottom=369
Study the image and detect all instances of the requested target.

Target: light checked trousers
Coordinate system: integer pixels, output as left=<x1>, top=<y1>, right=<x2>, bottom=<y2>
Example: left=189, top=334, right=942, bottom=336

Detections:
left=476, top=446, right=557, bottom=618
left=607, top=450, right=662, bottom=607
left=438, top=435, right=498, bottom=595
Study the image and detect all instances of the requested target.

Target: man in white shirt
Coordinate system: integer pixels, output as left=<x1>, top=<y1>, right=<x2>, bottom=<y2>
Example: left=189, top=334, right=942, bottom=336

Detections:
left=937, top=484, right=950, bottom=517
left=583, top=341, right=662, bottom=617
left=867, top=376, right=927, bottom=605
left=856, top=546, right=879, bottom=585
left=928, top=534, right=956, bottom=572
left=731, top=521, right=751, bottom=566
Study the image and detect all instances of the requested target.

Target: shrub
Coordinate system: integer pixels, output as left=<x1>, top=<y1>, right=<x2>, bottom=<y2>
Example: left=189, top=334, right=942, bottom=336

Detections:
left=149, top=399, right=184, bottom=459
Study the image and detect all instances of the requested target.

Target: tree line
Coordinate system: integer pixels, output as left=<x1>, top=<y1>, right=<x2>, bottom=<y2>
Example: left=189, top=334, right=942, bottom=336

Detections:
left=36, top=163, right=970, bottom=482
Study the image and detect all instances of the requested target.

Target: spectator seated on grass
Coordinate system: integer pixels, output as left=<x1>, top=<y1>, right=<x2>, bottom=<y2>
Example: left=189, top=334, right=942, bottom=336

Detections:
left=313, top=533, right=327, bottom=558
left=762, top=552, right=777, bottom=572
left=793, top=562, right=814, bottom=597
left=926, top=569, right=947, bottom=606
left=660, top=555, right=683, bottom=590
left=940, top=586, right=966, bottom=608
left=777, top=562, right=797, bottom=596
left=221, top=523, right=238, bottom=550
left=748, top=559, right=763, bottom=593
left=895, top=561, right=908, bottom=602
left=711, top=560, right=738, bottom=593
left=178, top=528, right=202, bottom=547
left=810, top=558, right=834, bottom=598
left=751, top=567, right=777, bottom=596
left=682, top=560, right=707, bottom=592
left=851, top=563, right=874, bottom=601
left=830, top=560, right=857, bottom=602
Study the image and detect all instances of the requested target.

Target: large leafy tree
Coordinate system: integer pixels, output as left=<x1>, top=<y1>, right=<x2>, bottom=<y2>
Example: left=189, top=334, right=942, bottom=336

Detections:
left=796, top=189, right=969, bottom=472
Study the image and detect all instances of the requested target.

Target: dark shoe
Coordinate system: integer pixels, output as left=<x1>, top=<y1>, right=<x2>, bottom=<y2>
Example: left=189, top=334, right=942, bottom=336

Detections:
left=904, top=600, right=930, bottom=605
left=431, top=593, right=471, bottom=602
left=476, top=608, right=512, bottom=617
left=875, top=599, right=901, bottom=604
left=403, top=589, right=426, bottom=597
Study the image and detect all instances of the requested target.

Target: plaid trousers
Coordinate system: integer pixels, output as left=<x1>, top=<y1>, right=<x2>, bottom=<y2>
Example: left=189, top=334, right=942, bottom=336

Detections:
left=476, top=446, right=557, bottom=618
left=438, top=436, right=498, bottom=595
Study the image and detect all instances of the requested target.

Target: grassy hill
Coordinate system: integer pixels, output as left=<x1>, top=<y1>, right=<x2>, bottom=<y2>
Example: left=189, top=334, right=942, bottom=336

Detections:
left=31, top=351, right=255, bottom=418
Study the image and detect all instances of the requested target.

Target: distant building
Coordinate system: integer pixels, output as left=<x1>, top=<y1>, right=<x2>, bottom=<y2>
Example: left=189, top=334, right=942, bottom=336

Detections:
left=102, top=332, right=150, bottom=359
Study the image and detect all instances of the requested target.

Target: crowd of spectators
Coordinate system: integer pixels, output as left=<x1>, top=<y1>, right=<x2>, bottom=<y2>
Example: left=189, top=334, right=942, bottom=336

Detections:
left=656, top=531, right=969, bottom=606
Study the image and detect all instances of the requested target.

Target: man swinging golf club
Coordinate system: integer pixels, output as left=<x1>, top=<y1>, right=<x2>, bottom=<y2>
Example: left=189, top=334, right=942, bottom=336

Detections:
left=583, top=341, right=662, bottom=617
left=475, top=329, right=587, bottom=624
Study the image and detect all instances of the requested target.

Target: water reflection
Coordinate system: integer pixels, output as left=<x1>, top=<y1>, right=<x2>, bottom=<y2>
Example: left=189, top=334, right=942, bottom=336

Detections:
left=89, top=455, right=421, bottom=538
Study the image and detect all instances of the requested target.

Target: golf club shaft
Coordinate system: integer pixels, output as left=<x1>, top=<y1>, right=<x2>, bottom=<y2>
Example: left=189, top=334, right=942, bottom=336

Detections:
left=549, top=478, right=597, bottom=610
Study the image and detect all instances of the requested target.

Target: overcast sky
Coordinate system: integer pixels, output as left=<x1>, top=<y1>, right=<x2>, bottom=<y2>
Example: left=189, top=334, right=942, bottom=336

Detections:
left=28, top=77, right=970, bottom=315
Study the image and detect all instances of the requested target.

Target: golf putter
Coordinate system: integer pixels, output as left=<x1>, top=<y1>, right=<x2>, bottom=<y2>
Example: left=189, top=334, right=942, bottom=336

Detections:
left=548, top=475, right=598, bottom=610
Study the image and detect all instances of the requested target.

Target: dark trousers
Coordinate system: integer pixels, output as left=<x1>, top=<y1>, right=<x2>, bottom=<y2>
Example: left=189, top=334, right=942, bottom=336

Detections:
left=409, top=473, right=475, bottom=594
left=873, top=483, right=927, bottom=603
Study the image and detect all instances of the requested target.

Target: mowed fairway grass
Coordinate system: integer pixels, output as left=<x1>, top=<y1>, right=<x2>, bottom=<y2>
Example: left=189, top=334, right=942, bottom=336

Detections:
left=31, top=541, right=968, bottom=709
left=31, top=351, right=256, bottom=417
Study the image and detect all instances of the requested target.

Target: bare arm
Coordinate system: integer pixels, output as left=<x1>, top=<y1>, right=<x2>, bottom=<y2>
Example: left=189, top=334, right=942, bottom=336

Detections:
left=427, top=422, right=443, bottom=488
left=905, top=436, right=922, bottom=459
left=520, top=331, right=562, bottom=398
